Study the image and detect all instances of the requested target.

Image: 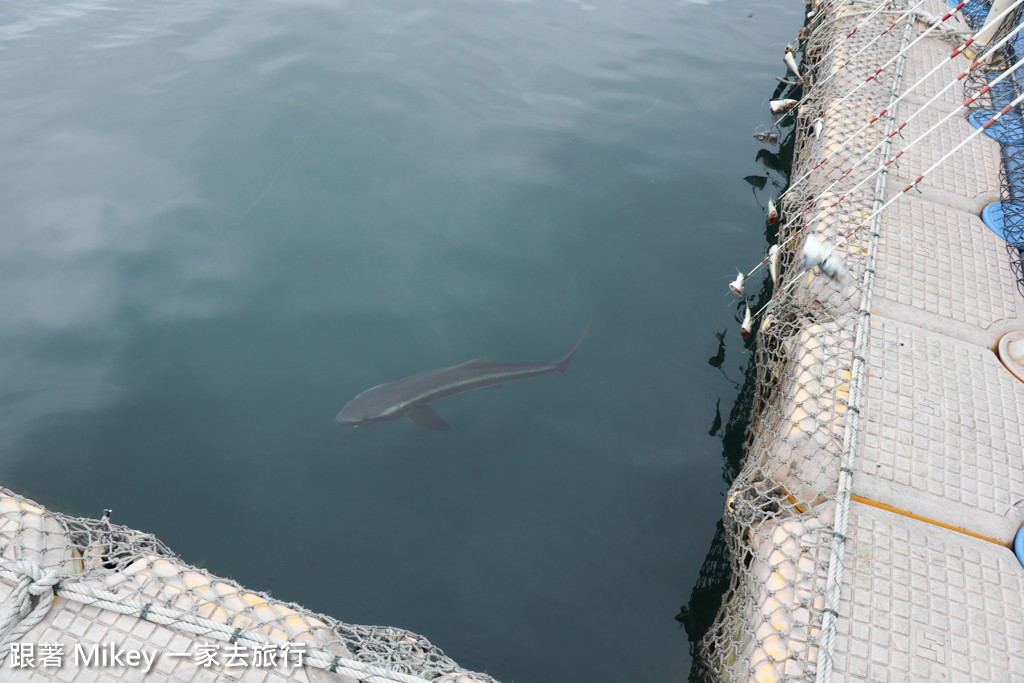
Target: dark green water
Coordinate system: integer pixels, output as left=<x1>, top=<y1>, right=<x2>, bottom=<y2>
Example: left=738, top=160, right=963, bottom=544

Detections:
left=0, top=1, right=801, bottom=680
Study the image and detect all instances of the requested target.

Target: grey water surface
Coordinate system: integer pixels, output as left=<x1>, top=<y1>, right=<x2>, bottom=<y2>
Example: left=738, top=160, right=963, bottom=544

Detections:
left=0, top=1, right=801, bottom=680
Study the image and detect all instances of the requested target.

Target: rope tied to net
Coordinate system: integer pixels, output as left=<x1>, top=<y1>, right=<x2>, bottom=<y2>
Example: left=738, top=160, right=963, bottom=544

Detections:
left=0, top=560, right=60, bottom=663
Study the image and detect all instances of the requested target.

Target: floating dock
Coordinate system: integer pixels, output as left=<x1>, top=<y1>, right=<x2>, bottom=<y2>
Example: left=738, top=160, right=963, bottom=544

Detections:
left=701, top=0, right=1024, bottom=680
left=0, top=488, right=495, bottom=683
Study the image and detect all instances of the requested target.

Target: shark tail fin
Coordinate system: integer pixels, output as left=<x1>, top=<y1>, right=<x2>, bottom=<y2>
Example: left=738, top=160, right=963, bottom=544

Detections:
left=555, top=323, right=591, bottom=372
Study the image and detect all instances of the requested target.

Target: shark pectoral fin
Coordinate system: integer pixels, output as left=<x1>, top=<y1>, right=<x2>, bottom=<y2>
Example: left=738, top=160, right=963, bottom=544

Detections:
left=404, top=404, right=451, bottom=431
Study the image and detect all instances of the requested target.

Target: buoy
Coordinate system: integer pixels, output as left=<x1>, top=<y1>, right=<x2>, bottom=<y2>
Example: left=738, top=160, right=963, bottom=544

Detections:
left=769, top=99, right=799, bottom=115
left=729, top=270, right=746, bottom=296
left=740, top=306, right=753, bottom=339
left=997, top=331, right=1024, bottom=384
left=767, top=197, right=779, bottom=225
left=1015, top=521, right=1024, bottom=569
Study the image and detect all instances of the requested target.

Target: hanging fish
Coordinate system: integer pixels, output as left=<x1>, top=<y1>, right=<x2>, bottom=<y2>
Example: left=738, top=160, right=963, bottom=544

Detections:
left=768, top=244, right=780, bottom=287
left=753, top=131, right=780, bottom=145
left=803, top=234, right=851, bottom=284
left=729, top=270, right=746, bottom=296
left=812, top=119, right=823, bottom=138
left=740, top=306, right=753, bottom=339
left=761, top=313, right=775, bottom=332
left=769, top=99, right=799, bottom=115
left=767, top=197, right=779, bottom=225
left=784, top=50, right=801, bottom=80
left=798, top=25, right=812, bottom=41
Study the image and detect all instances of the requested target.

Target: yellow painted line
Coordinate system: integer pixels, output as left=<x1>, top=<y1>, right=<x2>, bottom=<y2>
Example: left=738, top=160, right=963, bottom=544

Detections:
left=849, top=494, right=1007, bottom=547
left=785, top=494, right=808, bottom=515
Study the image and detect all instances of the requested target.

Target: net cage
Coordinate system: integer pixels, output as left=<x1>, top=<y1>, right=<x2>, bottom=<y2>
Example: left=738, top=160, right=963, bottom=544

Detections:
left=694, top=0, right=1015, bottom=679
left=0, top=487, right=497, bottom=683
left=960, top=0, right=1024, bottom=297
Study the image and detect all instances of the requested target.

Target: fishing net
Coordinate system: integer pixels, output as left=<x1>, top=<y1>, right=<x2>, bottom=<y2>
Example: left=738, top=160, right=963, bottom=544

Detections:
left=0, top=486, right=497, bottom=683
left=693, top=0, right=1005, bottom=679
left=960, top=0, right=1024, bottom=298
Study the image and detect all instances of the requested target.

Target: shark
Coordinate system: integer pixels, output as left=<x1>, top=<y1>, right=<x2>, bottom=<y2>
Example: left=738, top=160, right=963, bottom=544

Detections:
left=335, top=324, right=590, bottom=431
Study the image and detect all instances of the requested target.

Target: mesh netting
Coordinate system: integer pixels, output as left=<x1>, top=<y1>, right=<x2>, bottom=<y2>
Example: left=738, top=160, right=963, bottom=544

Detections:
left=0, top=487, right=496, bottom=683
left=694, top=0, right=994, bottom=679
left=960, top=0, right=1024, bottom=297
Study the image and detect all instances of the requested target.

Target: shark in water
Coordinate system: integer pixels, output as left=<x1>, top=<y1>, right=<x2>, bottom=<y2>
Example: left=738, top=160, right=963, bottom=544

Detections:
left=335, top=325, right=590, bottom=431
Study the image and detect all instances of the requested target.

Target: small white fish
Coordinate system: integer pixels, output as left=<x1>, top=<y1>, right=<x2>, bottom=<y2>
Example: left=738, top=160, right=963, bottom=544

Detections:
left=767, top=197, right=779, bottom=225
left=768, top=245, right=780, bottom=287
left=729, top=270, right=745, bottom=296
left=740, top=306, right=753, bottom=339
left=784, top=51, right=801, bottom=79
left=761, top=313, right=775, bottom=332
left=812, top=119, right=823, bottom=137
left=803, top=234, right=851, bottom=284
left=753, top=131, right=779, bottom=144
left=769, top=99, right=799, bottom=115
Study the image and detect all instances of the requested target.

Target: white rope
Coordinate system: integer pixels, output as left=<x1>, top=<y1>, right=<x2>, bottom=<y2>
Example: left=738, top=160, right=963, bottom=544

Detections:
left=0, top=565, right=434, bottom=683
left=780, top=10, right=1024, bottom=207
left=755, top=68, right=1024, bottom=321
left=746, top=39, right=1024, bottom=283
left=809, top=0, right=1004, bottom=126
left=803, top=0, right=928, bottom=97
left=741, top=5, right=1021, bottom=284
left=0, top=561, right=60, bottom=664
left=786, top=50, right=1024, bottom=248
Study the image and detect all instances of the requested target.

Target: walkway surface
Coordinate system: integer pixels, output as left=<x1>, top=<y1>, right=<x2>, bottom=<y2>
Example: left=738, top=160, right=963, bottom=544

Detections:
left=824, top=1, right=1024, bottom=679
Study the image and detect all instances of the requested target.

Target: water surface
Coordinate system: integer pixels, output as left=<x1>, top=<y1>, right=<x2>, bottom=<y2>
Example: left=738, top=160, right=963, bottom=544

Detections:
left=0, top=1, right=801, bottom=680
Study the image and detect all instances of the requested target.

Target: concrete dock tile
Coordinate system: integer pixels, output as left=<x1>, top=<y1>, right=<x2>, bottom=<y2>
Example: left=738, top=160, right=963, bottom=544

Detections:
left=902, top=37, right=968, bottom=108
left=854, top=316, right=1024, bottom=542
left=73, top=670, right=98, bottom=683
left=871, top=194, right=1024, bottom=342
left=68, top=616, right=91, bottom=638
left=83, top=623, right=107, bottom=645
left=829, top=501, right=1024, bottom=682
left=79, top=605, right=101, bottom=620
left=887, top=104, right=1001, bottom=202
left=52, top=609, right=74, bottom=630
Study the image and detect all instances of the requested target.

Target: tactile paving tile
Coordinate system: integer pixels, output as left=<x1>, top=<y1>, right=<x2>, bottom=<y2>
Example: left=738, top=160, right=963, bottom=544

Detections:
left=0, top=586, right=339, bottom=683
left=888, top=102, right=1001, bottom=201
left=828, top=501, right=1024, bottom=682
left=872, top=193, right=1023, bottom=342
left=854, top=316, right=1024, bottom=543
